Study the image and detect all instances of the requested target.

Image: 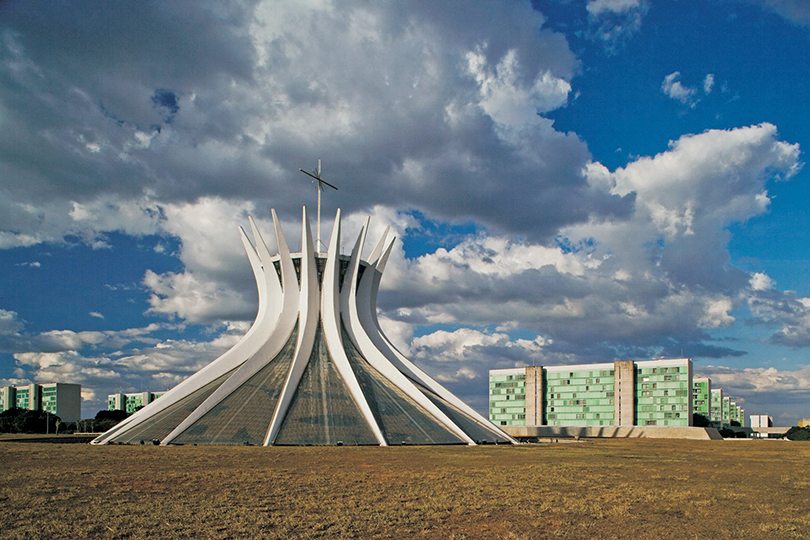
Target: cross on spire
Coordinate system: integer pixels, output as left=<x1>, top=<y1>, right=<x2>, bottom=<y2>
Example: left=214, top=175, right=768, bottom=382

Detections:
left=299, top=158, right=338, bottom=251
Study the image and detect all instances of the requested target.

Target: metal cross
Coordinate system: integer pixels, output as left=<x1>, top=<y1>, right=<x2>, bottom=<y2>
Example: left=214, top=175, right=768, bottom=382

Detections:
left=299, top=159, right=338, bottom=251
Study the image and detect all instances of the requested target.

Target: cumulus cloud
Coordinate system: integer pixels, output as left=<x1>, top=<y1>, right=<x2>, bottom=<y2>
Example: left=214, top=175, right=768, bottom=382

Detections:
left=697, top=363, right=810, bottom=422
left=2, top=316, right=238, bottom=411
left=750, top=272, right=775, bottom=291
left=0, top=0, right=631, bottom=326
left=0, top=1, right=807, bottom=420
left=0, top=0, right=619, bottom=254
left=0, top=309, right=24, bottom=333
left=586, top=0, right=648, bottom=50
left=747, top=286, right=810, bottom=348
left=368, top=123, right=802, bottom=408
left=465, top=46, right=572, bottom=131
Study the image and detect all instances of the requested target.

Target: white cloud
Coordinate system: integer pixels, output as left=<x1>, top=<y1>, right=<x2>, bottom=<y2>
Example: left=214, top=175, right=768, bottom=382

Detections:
left=697, top=363, right=810, bottom=421
left=410, top=327, right=550, bottom=385
left=698, top=297, right=735, bottom=328
left=703, top=73, right=715, bottom=94
left=662, top=71, right=697, bottom=107
left=0, top=0, right=621, bottom=255
left=586, top=0, right=648, bottom=50
left=466, top=46, right=571, bottom=132
left=611, top=123, right=799, bottom=240
left=0, top=1, right=807, bottom=420
left=89, top=311, right=105, bottom=319
left=5, top=319, right=238, bottom=413
left=144, top=269, right=253, bottom=324
left=750, top=272, right=775, bottom=291
left=587, top=0, right=643, bottom=15
left=374, top=123, right=801, bottom=375
left=0, top=309, right=24, bottom=333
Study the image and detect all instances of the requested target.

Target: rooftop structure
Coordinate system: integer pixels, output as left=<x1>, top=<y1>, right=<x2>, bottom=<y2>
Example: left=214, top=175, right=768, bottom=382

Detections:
left=750, top=414, right=773, bottom=429
left=93, top=209, right=512, bottom=446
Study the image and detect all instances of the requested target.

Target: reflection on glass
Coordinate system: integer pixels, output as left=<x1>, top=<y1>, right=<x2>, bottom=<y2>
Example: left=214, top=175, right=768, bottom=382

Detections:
left=111, top=370, right=236, bottom=444
left=343, top=323, right=464, bottom=445
left=275, top=322, right=377, bottom=445
left=172, top=324, right=299, bottom=445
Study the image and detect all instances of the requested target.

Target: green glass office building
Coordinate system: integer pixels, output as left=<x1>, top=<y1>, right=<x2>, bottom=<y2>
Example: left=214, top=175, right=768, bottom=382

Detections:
left=490, top=358, right=692, bottom=428
left=108, top=391, right=167, bottom=414
left=692, top=376, right=711, bottom=419
left=0, top=382, right=81, bottom=423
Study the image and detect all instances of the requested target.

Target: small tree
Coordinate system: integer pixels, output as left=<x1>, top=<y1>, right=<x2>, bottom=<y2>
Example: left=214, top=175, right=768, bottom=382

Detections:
left=11, top=410, right=60, bottom=434
left=0, top=407, right=26, bottom=433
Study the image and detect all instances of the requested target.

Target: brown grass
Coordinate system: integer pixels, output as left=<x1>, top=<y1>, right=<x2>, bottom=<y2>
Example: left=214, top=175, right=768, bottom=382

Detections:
left=1, top=439, right=809, bottom=539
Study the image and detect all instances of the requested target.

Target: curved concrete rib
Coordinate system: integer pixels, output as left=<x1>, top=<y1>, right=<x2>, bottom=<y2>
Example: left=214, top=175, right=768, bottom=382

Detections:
left=249, top=215, right=282, bottom=329
left=357, top=238, right=515, bottom=443
left=161, top=211, right=303, bottom=445
left=341, top=220, right=474, bottom=444
left=321, top=210, right=387, bottom=445
left=264, top=207, right=320, bottom=445
left=93, top=226, right=274, bottom=445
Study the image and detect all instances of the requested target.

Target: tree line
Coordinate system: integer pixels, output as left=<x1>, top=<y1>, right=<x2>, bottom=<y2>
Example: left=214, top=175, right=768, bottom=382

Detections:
left=0, top=408, right=129, bottom=434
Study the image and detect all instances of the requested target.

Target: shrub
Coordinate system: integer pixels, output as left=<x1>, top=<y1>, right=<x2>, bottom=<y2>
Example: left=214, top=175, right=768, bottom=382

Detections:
left=692, top=413, right=711, bottom=427
left=785, top=426, right=810, bottom=441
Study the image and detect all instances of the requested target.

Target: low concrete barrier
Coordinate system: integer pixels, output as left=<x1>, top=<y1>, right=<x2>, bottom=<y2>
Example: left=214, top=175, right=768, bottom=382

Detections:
left=504, top=425, right=723, bottom=440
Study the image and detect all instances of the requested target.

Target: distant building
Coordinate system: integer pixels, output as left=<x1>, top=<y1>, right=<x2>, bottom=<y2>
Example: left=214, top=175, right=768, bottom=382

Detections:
left=710, top=388, right=724, bottom=426
left=489, top=358, right=693, bottom=428
left=750, top=414, right=773, bottom=428
left=732, top=402, right=745, bottom=427
left=799, top=419, right=810, bottom=428
left=692, top=376, right=711, bottom=419
left=107, top=391, right=166, bottom=414
left=0, top=383, right=81, bottom=423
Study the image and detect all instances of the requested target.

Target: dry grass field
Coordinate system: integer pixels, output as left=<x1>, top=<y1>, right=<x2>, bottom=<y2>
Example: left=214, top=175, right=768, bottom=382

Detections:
left=1, top=438, right=809, bottom=539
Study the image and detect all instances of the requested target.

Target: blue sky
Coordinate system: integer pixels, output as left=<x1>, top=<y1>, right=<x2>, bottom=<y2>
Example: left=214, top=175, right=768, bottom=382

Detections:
left=1, top=0, right=809, bottom=424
